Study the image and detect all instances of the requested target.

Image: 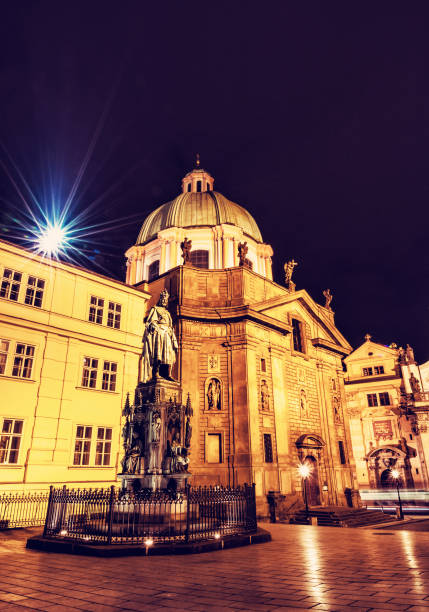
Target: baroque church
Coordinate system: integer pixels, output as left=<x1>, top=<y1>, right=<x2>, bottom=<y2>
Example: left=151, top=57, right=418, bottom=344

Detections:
left=125, top=162, right=358, bottom=510
left=0, top=161, right=360, bottom=514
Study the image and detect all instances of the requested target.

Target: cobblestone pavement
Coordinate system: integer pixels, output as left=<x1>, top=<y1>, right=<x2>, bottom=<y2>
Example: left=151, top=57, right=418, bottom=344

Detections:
left=1, top=522, right=429, bottom=611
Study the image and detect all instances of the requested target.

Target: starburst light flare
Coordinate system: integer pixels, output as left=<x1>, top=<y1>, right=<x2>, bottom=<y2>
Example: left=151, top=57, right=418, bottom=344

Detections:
left=35, top=221, right=69, bottom=257
left=298, top=463, right=311, bottom=479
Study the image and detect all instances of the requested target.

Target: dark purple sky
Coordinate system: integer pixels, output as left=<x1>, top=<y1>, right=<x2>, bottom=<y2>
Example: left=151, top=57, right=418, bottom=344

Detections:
left=1, top=1, right=429, bottom=359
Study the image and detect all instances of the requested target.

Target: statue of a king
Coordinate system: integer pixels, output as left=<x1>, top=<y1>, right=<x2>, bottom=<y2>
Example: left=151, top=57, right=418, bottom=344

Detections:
left=140, top=289, right=178, bottom=382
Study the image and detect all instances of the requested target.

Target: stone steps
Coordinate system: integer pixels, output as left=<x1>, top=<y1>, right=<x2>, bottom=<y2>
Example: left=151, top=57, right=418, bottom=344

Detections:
left=292, top=506, right=394, bottom=527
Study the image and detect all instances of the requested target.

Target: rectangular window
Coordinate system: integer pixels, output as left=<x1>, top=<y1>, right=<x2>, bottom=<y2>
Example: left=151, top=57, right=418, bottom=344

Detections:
left=338, top=440, right=346, bottom=465
left=73, top=426, right=92, bottom=466
left=379, top=392, right=390, bottom=406
left=102, top=361, right=117, bottom=392
left=363, top=367, right=373, bottom=376
left=89, top=296, right=104, bottom=324
left=24, top=276, right=45, bottom=308
left=263, top=433, right=273, bottom=463
left=95, top=427, right=112, bottom=466
left=12, top=343, right=35, bottom=378
left=206, top=433, right=222, bottom=463
left=148, top=260, right=160, bottom=281
left=367, top=393, right=378, bottom=407
left=261, top=358, right=266, bottom=372
left=292, top=318, right=304, bottom=353
left=0, top=339, right=9, bottom=375
left=107, top=302, right=121, bottom=329
left=0, top=419, right=23, bottom=464
left=0, top=268, right=22, bottom=301
left=81, top=357, right=98, bottom=388
left=374, top=366, right=385, bottom=375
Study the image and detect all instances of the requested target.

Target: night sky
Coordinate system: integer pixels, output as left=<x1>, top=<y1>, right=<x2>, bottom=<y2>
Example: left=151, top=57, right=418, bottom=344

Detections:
left=1, top=2, right=429, bottom=360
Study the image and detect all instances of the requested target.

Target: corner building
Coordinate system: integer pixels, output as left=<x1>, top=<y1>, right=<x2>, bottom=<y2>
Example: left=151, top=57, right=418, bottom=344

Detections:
left=129, top=165, right=358, bottom=511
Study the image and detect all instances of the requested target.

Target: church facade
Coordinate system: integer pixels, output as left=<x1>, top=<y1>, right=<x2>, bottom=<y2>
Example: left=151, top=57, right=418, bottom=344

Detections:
left=129, top=164, right=358, bottom=511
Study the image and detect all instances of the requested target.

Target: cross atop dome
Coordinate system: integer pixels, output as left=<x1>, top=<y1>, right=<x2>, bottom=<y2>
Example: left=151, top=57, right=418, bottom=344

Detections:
left=182, top=155, right=214, bottom=193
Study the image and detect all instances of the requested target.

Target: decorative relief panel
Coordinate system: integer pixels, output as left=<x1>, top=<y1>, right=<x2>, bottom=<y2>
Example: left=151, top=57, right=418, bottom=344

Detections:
left=207, top=354, right=221, bottom=373
left=373, top=420, right=393, bottom=441
left=261, top=379, right=270, bottom=411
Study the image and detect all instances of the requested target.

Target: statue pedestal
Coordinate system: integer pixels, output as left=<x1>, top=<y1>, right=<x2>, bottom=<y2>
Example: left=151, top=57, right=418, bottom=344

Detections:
left=120, top=376, right=193, bottom=492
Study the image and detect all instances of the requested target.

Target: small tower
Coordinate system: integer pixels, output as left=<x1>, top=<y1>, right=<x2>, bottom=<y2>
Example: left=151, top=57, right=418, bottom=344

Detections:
left=181, top=154, right=214, bottom=193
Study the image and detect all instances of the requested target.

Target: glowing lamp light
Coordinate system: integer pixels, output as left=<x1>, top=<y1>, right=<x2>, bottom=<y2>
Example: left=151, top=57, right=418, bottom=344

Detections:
left=298, top=463, right=311, bottom=479
left=144, top=537, right=154, bottom=547
left=36, top=222, right=68, bottom=257
left=60, top=529, right=67, bottom=536
left=391, top=469, right=400, bottom=480
left=214, top=532, right=221, bottom=540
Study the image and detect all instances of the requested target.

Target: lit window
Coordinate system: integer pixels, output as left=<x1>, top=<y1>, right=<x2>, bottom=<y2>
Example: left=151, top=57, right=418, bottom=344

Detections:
left=81, top=357, right=98, bottom=388
left=338, top=440, right=346, bottom=465
left=89, top=296, right=104, bottom=324
left=263, top=434, right=273, bottom=463
left=261, top=358, right=266, bottom=372
left=12, top=344, right=35, bottom=379
left=379, top=392, right=390, bottom=406
left=24, top=276, right=45, bottom=308
left=206, top=433, right=222, bottom=463
left=374, top=366, right=385, bottom=375
left=363, top=367, right=373, bottom=376
left=148, top=260, right=160, bottom=281
left=0, top=419, right=23, bottom=464
left=367, top=393, right=378, bottom=407
left=0, top=268, right=22, bottom=301
left=107, top=302, right=121, bottom=329
left=0, top=340, right=9, bottom=375
left=95, top=427, right=112, bottom=466
left=102, top=361, right=117, bottom=392
left=292, top=318, right=304, bottom=353
left=73, top=426, right=92, bottom=465
left=190, top=250, right=209, bottom=269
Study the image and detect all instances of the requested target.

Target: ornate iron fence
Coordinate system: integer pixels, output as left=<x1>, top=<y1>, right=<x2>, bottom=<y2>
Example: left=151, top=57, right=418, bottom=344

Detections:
left=0, top=490, right=50, bottom=529
left=43, top=484, right=257, bottom=545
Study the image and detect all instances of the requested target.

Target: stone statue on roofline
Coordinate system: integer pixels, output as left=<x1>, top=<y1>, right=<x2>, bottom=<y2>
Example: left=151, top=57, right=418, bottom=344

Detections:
left=284, top=259, right=298, bottom=292
left=323, top=288, right=333, bottom=311
left=180, top=237, right=192, bottom=265
left=140, top=289, right=178, bottom=383
left=238, top=241, right=249, bottom=267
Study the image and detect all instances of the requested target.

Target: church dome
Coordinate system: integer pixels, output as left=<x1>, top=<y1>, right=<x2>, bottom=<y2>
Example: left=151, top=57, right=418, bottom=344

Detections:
left=136, top=190, right=263, bottom=245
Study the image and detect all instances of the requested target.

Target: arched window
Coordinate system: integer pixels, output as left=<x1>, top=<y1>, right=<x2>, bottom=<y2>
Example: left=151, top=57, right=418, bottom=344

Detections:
left=148, top=260, right=160, bottom=281
left=190, top=250, right=209, bottom=269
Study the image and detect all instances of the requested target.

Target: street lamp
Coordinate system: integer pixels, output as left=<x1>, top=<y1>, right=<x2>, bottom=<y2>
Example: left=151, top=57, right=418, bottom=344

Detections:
left=391, top=469, right=404, bottom=520
left=298, top=463, right=311, bottom=519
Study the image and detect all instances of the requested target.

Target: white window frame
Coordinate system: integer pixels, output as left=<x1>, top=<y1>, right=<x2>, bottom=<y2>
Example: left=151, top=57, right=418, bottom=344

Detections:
left=88, top=295, right=104, bottom=325
left=24, top=275, right=45, bottom=308
left=0, top=418, right=24, bottom=465
left=78, top=356, right=118, bottom=393
left=0, top=339, right=10, bottom=375
left=0, top=268, right=22, bottom=302
left=12, top=343, right=35, bottom=379
left=72, top=424, right=113, bottom=467
left=107, top=301, right=121, bottom=329
left=81, top=357, right=98, bottom=388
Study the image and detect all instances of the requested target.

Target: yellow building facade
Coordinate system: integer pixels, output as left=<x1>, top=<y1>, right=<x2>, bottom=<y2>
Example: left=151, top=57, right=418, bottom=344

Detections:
left=0, top=239, right=149, bottom=491
left=344, top=337, right=429, bottom=491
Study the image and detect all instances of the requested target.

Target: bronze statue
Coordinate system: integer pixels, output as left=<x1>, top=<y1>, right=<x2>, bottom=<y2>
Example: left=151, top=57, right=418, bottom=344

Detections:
left=323, top=288, right=333, bottom=311
left=140, top=289, right=178, bottom=382
left=238, top=241, right=248, bottom=266
left=180, top=237, right=192, bottom=264
left=261, top=380, right=270, bottom=411
left=398, top=346, right=405, bottom=363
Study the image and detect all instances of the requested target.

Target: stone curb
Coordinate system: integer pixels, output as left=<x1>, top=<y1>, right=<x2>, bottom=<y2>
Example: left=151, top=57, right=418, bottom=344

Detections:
left=26, top=528, right=271, bottom=557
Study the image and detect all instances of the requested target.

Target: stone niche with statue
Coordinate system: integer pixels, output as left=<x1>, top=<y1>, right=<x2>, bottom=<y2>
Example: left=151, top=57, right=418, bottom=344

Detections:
left=119, top=289, right=193, bottom=492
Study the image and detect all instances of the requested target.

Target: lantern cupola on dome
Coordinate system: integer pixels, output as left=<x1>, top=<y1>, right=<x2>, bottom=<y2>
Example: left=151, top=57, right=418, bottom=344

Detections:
left=125, top=160, right=273, bottom=284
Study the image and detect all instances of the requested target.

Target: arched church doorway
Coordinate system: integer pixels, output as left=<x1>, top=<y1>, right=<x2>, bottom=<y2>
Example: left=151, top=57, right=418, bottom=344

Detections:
left=304, top=455, right=321, bottom=506
left=380, top=469, right=393, bottom=488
